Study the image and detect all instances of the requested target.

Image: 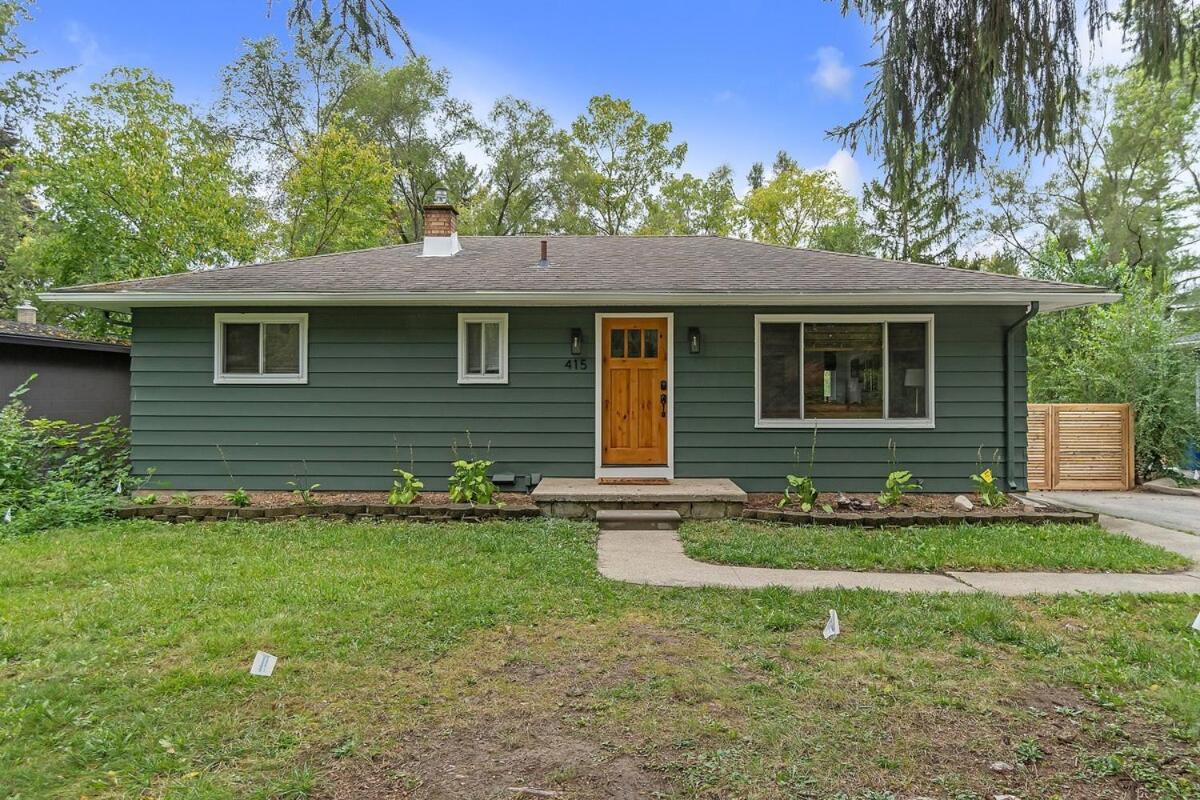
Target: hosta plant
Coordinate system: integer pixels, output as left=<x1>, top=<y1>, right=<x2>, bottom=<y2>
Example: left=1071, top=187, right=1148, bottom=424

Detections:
left=878, top=469, right=921, bottom=508
left=447, top=459, right=501, bottom=506
left=388, top=467, right=424, bottom=505
left=226, top=487, right=251, bottom=508
left=778, top=474, right=830, bottom=512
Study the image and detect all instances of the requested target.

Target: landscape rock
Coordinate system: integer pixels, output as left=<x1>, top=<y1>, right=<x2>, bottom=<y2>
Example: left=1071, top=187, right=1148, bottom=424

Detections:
left=988, top=760, right=1014, bottom=773
left=953, top=495, right=975, bottom=512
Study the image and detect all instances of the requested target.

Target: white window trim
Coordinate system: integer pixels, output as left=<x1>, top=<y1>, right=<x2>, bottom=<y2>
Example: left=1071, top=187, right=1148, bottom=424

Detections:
left=213, top=313, right=309, bottom=385
left=754, top=313, right=935, bottom=429
left=457, top=312, right=509, bottom=384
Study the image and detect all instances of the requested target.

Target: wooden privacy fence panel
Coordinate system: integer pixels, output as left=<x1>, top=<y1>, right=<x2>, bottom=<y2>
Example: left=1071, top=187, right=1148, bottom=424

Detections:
left=1026, top=403, right=1134, bottom=491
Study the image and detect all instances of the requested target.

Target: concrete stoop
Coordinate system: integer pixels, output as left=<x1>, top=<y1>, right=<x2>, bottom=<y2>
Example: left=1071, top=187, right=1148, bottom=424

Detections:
left=532, top=477, right=746, bottom=519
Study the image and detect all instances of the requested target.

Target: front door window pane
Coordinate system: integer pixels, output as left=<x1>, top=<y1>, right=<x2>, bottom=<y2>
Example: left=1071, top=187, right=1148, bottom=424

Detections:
left=644, top=328, right=659, bottom=358
left=223, top=323, right=259, bottom=373
left=803, top=323, right=883, bottom=419
left=627, top=329, right=642, bottom=358
left=610, top=329, right=625, bottom=358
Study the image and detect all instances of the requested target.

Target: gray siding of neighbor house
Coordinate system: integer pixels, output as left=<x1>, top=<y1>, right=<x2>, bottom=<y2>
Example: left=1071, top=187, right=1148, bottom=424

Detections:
left=0, top=343, right=131, bottom=425
left=130, top=305, right=1028, bottom=493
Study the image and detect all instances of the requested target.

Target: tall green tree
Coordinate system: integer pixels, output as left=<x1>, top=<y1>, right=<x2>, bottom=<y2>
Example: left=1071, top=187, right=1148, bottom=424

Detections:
left=638, top=166, right=739, bottom=236
left=986, top=68, right=1200, bottom=298
left=279, top=125, right=394, bottom=256
left=0, top=0, right=65, bottom=312
left=17, top=68, right=265, bottom=334
left=861, top=143, right=961, bottom=263
left=556, top=95, right=687, bottom=235
left=837, top=0, right=1200, bottom=180
left=339, top=56, right=476, bottom=241
left=743, top=166, right=857, bottom=249
left=459, top=96, right=562, bottom=235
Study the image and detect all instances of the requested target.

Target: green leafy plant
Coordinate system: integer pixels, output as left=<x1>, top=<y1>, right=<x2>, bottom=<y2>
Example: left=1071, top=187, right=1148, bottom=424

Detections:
left=226, top=487, right=251, bottom=508
left=0, top=374, right=136, bottom=536
left=447, top=459, right=500, bottom=506
left=133, top=493, right=159, bottom=506
left=287, top=480, right=321, bottom=505
left=388, top=467, right=423, bottom=505
left=779, top=473, right=819, bottom=510
left=778, top=429, right=832, bottom=512
left=170, top=492, right=192, bottom=505
left=970, top=447, right=1007, bottom=507
left=878, top=439, right=921, bottom=508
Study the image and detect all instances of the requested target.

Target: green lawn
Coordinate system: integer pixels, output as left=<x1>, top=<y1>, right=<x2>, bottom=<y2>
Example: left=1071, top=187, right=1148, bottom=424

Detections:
left=681, top=519, right=1191, bottom=573
left=1, top=519, right=1198, bottom=799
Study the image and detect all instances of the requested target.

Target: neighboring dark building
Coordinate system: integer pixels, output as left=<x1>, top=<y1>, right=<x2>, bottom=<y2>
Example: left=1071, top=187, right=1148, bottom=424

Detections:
left=0, top=303, right=130, bottom=424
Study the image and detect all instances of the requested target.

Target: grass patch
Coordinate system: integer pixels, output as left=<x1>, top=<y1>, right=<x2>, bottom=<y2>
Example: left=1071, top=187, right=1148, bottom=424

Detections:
left=1, top=519, right=1198, bottom=798
left=680, top=519, right=1191, bottom=573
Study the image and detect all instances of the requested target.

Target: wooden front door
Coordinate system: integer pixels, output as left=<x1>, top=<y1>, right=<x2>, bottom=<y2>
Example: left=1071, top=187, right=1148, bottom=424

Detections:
left=601, top=317, right=669, bottom=466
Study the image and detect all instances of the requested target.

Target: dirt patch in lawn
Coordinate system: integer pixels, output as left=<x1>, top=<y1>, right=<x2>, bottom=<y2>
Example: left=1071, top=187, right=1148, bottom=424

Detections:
left=318, top=616, right=1197, bottom=799
left=174, top=490, right=536, bottom=509
left=747, top=491, right=1023, bottom=514
left=318, top=616, right=705, bottom=799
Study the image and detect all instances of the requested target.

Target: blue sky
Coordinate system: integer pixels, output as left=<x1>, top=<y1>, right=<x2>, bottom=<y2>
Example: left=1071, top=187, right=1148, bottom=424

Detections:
left=20, top=0, right=882, bottom=192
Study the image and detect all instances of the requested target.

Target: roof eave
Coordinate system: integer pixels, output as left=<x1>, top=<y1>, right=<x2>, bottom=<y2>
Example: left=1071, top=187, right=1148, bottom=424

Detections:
left=39, top=289, right=1120, bottom=313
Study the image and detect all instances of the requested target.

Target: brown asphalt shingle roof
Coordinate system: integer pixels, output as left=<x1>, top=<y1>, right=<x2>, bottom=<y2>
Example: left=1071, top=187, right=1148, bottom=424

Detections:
left=47, top=235, right=1103, bottom=296
left=0, top=319, right=130, bottom=350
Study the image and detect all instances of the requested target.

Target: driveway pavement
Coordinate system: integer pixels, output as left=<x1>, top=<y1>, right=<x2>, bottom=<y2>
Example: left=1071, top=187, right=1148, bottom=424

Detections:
left=1030, top=490, right=1200, bottom=535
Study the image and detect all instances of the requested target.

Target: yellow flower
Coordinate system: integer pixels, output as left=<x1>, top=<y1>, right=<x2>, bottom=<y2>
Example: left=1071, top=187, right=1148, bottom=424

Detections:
left=980, top=468, right=993, bottom=484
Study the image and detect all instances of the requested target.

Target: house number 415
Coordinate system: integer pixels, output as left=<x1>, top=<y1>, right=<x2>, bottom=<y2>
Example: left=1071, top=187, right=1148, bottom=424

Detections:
left=563, top=358, right=588, bottom=370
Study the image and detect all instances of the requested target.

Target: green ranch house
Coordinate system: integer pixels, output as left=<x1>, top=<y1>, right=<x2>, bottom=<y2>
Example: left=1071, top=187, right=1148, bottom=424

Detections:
left=43, top=200, right=1116, bottom=501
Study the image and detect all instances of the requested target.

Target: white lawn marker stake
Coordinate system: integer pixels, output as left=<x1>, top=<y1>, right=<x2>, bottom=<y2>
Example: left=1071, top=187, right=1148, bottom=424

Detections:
left=1192, top=611, right=1200, bottom=633
left=823, top=609, right=840, bottom=639
left=250, top=651, right=277, bottom=676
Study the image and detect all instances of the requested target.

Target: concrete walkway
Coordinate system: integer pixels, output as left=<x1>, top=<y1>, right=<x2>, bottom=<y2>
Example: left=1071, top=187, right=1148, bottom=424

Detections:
left=1032, top=490, right=1200, bottom=535
left=597, top=518, right=1200, bottom=595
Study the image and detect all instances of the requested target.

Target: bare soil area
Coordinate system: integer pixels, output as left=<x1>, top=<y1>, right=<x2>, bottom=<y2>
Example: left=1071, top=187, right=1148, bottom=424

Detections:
left=175, top=490, right=537, bottom=508
left=747, top=491, right=1022, bottom=514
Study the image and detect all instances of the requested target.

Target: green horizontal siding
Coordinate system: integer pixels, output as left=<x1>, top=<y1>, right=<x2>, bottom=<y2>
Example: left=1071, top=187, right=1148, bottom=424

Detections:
left=130, top=305, right=1029, bottom=492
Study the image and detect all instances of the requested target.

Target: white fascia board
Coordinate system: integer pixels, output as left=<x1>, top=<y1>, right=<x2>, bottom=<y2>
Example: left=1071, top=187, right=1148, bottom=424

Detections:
left=38, top=289, right=1121, bottom=312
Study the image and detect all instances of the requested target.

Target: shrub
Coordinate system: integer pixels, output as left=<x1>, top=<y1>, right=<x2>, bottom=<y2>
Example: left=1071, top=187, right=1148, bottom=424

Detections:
left=448, top=459, right=501, bottom=506
left=388, top=467, right=423, bottom=505
left=0, top=376, right=133, bottom=536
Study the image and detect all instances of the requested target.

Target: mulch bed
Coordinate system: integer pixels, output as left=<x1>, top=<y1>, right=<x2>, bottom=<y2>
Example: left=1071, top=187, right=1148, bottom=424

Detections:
left=742, top=491, right=1093, bottom=527
left=114, top=491, right=540, bottom=524
left=154, top=490, right=537, bottom=509
left=746, top=492, right=1023, bottom=514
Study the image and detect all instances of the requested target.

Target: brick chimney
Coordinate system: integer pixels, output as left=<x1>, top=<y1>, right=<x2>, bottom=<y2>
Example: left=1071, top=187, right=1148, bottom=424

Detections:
left=421, top=187, right=461, bottom=257
left=15, top=302, right=36, bottom=325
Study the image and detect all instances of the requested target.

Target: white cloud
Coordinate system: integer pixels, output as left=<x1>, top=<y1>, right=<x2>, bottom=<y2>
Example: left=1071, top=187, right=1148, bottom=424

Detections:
left=823, top=148, right=862, bottom=195
left=64, top=20, right=103, bottom=69
left=810, top=46, right=853, bottom=98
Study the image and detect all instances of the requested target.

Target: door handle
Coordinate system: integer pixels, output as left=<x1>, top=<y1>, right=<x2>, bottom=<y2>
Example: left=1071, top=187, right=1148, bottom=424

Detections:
left=660, top=393, right=667, bottom=417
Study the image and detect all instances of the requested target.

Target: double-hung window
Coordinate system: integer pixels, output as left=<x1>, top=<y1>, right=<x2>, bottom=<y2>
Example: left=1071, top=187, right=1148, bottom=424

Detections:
left=755, top=314, right=933, bottom=427
left=214, top=313, right=308, bottom=384
left=458, top=313, right=508, bottom=384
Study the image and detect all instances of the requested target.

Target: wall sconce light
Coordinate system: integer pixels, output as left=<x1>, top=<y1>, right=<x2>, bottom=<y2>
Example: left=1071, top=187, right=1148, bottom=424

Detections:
left=688, top=326, right=701, bottom=354
left=570, top=327, right=583, bottom=355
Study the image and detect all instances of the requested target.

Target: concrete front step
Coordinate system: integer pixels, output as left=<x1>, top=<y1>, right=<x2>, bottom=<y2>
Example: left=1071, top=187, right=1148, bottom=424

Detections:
left=533, top=477, right=746, bottom=519
left=596, top=510, right=682, bottom=531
